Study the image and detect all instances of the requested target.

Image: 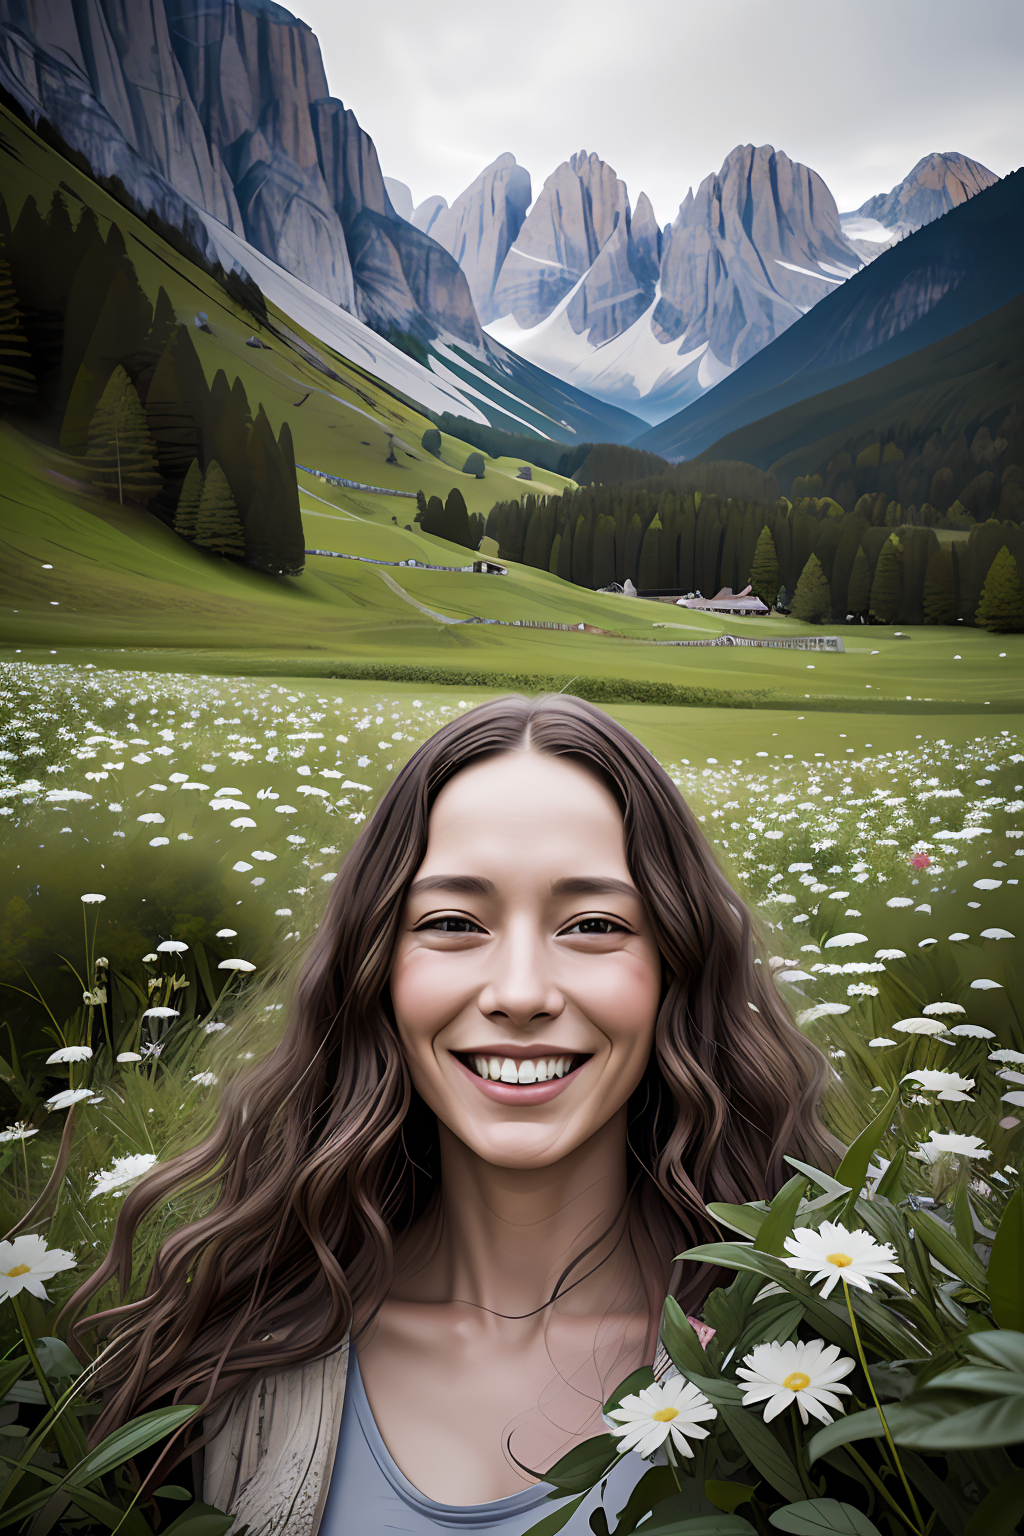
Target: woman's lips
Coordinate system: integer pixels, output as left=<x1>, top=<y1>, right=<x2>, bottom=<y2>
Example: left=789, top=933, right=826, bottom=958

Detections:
left=451, top=1052, right=590, bottom=1105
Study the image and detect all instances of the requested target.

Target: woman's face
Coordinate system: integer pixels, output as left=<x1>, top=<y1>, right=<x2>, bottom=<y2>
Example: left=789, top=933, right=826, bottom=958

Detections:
left=389, top=749, right=663, bottom=1169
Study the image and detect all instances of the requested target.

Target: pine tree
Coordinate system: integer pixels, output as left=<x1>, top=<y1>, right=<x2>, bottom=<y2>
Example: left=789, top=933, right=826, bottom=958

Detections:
left=173, top=459, right=202, bottom=541
left=846, top=545, right=872, bottom=620
left=85, top=364, right=161, bottom=505
left=0, top=233, right=36, bottom=407
left=869, top=534, right=904, bottom=624
left=975, top=546, right=1024, bottom=632
left=145, top=325, right=208, bottom=484
left=415, top=489, right=427, bottom=518
left=422, top=495, right=446, bottom=539
left=791, top=553, right=832, bottom=623
left=444, top=487, right=471, bottom=549
left=274, top=420, right=306, bottom=575
left=922, top=544, right=956, bottom=625
left=548, top=530, right=562, bottom=577
left=592, top=513, right=617, bottom=588
left=748, top=525, right=779, bottom=608
left=637, top=515, right=662, bottom=590
left=194, top=460, right=244, bottom=557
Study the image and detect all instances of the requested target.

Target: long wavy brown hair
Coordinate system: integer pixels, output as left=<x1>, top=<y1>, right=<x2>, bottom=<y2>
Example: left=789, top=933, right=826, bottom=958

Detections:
left=59, top=692, right=837, bottom=1494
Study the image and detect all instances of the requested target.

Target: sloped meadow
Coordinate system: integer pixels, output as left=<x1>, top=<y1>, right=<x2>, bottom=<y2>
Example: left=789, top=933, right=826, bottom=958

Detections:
left=0, top=660, right=1021, bottom=1533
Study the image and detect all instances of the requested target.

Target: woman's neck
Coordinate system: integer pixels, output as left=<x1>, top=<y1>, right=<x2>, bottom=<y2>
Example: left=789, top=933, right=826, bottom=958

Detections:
left=392, top=1106, right=644, bottom=1326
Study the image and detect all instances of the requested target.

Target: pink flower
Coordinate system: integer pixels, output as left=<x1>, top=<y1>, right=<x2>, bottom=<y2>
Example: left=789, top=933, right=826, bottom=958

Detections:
left=688, top=1317, right=716, bottom=1349
left=909, top=853, right=931, bottom=870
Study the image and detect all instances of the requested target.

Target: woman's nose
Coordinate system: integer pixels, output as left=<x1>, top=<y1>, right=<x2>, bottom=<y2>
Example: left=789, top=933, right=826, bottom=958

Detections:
left=476, top=921, right=565, bottom=1028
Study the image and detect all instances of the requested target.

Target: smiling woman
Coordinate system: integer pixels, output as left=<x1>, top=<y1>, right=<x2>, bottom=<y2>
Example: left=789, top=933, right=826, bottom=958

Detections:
left=57, top=694, right=838, bottom=1534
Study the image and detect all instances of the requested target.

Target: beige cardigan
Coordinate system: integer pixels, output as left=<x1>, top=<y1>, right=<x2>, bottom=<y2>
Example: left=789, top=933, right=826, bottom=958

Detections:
left=200, top=1333, right=351, bottom=1536
left=199, top=1332, right=674, bottom=1535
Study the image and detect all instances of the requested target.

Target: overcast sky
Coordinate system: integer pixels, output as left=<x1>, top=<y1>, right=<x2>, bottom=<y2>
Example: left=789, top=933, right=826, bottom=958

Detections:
left=292, top=0, right=1022, bottom=226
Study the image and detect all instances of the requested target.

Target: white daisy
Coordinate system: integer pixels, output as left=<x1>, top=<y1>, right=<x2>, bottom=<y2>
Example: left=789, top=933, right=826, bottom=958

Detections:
left=216, top=928, right=238, bottom=938
left=0, top=1121, right=39, bottom=1144
left=141, top=1007, right=179, bottom=1020
left=45, top=1045, right=94, bottom=1065
left=88, top=1152, right=160, bottom=1199
left=0, top=1233, right=77, bottom=1300
left=605, top=1374, right=717, bottom=1461
left=783, top=1222, right=901, bottom=1299
left=823, top=933, right=868, bottom=949
left=44, top=1087, right=100, bottom=1112
left=892, top=1017, right=949, bottom=1036
left=911, top=1132, right=991, bottom=1164
left=868, top=1037, right=897, bottom=1048
left=80, top=893, right=105, bottom=904
left=116, top=1051, right=143, bottom=1063
left=902, top=1069, right=975, bottom=1102
left=218, top=958, right=256, bottom=972
left=922, top=1002, right=965, bottom=1017
left=875, top=949, right=907, bottom=960
left=990, top=1050, right=1024, bottom=1065
left=948, top=1025, right=994, bottom=1039
left=737, top=1338, right=855, bottom=1426
left=157, top=940, right=189, bottom=953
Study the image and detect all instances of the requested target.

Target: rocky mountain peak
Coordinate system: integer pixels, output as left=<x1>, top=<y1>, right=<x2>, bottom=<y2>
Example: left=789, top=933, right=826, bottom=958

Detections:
left=654, top=142, right=861, bottom=372
left=415, top=153, right=531, bottom=322
left=854, top=151, right=999, bottom=233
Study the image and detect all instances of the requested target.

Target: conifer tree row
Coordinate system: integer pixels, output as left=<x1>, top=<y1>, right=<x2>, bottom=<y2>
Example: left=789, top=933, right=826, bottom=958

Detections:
left=483, top=484, right=1024, bottom=627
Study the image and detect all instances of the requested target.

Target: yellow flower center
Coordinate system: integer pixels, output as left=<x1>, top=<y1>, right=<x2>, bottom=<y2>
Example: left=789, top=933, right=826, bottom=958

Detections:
left=652, top=1406, right=680, bottom=1422
left=827, top=1252, right=853, bottom=1268
left=783, top=1371, right=811, bottom=1392
left=4, top=1264, right=31, bottom=1277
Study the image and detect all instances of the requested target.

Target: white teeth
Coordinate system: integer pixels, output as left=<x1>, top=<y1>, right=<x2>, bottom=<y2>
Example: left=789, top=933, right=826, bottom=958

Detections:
left=467, top=1055, right=577, bottom=1084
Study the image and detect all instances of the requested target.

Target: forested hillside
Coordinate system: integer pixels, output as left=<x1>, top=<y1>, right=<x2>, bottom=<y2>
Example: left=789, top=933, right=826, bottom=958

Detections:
left=0, top=185, right=305, bottom=573
left=485, top=482, right=1024, bottom=628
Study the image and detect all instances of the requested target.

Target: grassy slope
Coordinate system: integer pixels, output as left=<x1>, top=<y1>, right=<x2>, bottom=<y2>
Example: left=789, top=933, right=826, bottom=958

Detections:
left=0, top=109, right=1020, bottom=718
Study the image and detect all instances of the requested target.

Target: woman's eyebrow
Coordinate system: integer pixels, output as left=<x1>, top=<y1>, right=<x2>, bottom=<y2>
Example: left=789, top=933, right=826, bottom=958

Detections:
left=407, top=875, right=640, bottom=899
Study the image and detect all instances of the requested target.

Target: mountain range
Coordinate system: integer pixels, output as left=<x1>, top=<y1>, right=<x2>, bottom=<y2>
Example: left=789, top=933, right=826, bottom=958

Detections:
left=0, top=0, right=1003, bottom=443
left=402, top=146, right=998, bottom=426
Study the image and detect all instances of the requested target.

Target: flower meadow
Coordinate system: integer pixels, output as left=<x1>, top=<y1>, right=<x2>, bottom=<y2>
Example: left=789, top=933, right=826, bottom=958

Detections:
left=0, top=659, right=1021, bottom=1534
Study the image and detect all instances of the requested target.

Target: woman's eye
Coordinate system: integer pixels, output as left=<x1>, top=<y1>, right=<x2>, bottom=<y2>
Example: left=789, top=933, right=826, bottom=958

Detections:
left=418, top=915, right=484, bottom=934
left=563, top=917, right=627, bottom=936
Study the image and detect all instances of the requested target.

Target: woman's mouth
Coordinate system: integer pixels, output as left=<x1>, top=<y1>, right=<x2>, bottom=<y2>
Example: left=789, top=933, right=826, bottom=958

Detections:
left=451, top=1051, right=592, bottom=1103
left=458, top=1052, right=590, bottom=1084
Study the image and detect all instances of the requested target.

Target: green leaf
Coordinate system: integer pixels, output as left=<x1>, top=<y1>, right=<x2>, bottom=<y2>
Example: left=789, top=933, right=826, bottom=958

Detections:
left=989, top=1191, right=1024, bottom=1332
left=962, top=1468, right=1024, bottom=1536
left=910, top=1207, right=989, bottom=1292
left=604, top=1368, right=654, bottom=1414
left=733, top=1300, right=805, bottom=1363
left=718, top=1403, right=805, bottom=1503
left=521, top=1434, right=621, bottom=1496
left=607, top=1466, right=677, bottom=1535
left=154, top=1485, right=193, bottom=1501
left=834, top=1083, right=900, bottom=1220
left=920, top=1366, right=1024, bottom=1397
left=782, top=1157, right=852, bottom=1203
left=966, top=1330, right=1024, bottom=1374
left=769, top=1498, right=882, bottom=1534
left=704, top=1478, right=758, bottom=1512
left=520, top=1492, right=588, bottom=1536
left=807, top=1408, right=891, bottom=1464
left=874, top=1148, right=906, bottom=1202
left=0, top=1357, right=29, bottom=1404
left=63, top=1403, right=203, bottom=1488
left=661, top=1298, right=724, bottom=1381
left=953, top=1162, right=976, bottom=1255
left=706, top=1203, right=768, bottom=1241
left=885, top=1392, right=1024, bottom=1451
left=754, top=1175, right=808, bottom=1256
left=35, top=1337, right=84, bottom=1380
left=162, top=1505, right=243, bottom=1536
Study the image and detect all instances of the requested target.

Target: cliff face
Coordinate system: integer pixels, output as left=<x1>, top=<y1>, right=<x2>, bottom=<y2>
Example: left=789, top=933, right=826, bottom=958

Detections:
left=422, top=153, right=532, bottom=323
left=485, top=148, right=666, bottom=350
left=0, top=0, right=483, bottom=343
left=653, top=144, right=861, bottom=369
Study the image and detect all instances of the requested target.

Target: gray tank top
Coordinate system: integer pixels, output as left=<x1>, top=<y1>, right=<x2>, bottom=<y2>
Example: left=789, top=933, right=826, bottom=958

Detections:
left=320, top=1348, right=650, bottom=1533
